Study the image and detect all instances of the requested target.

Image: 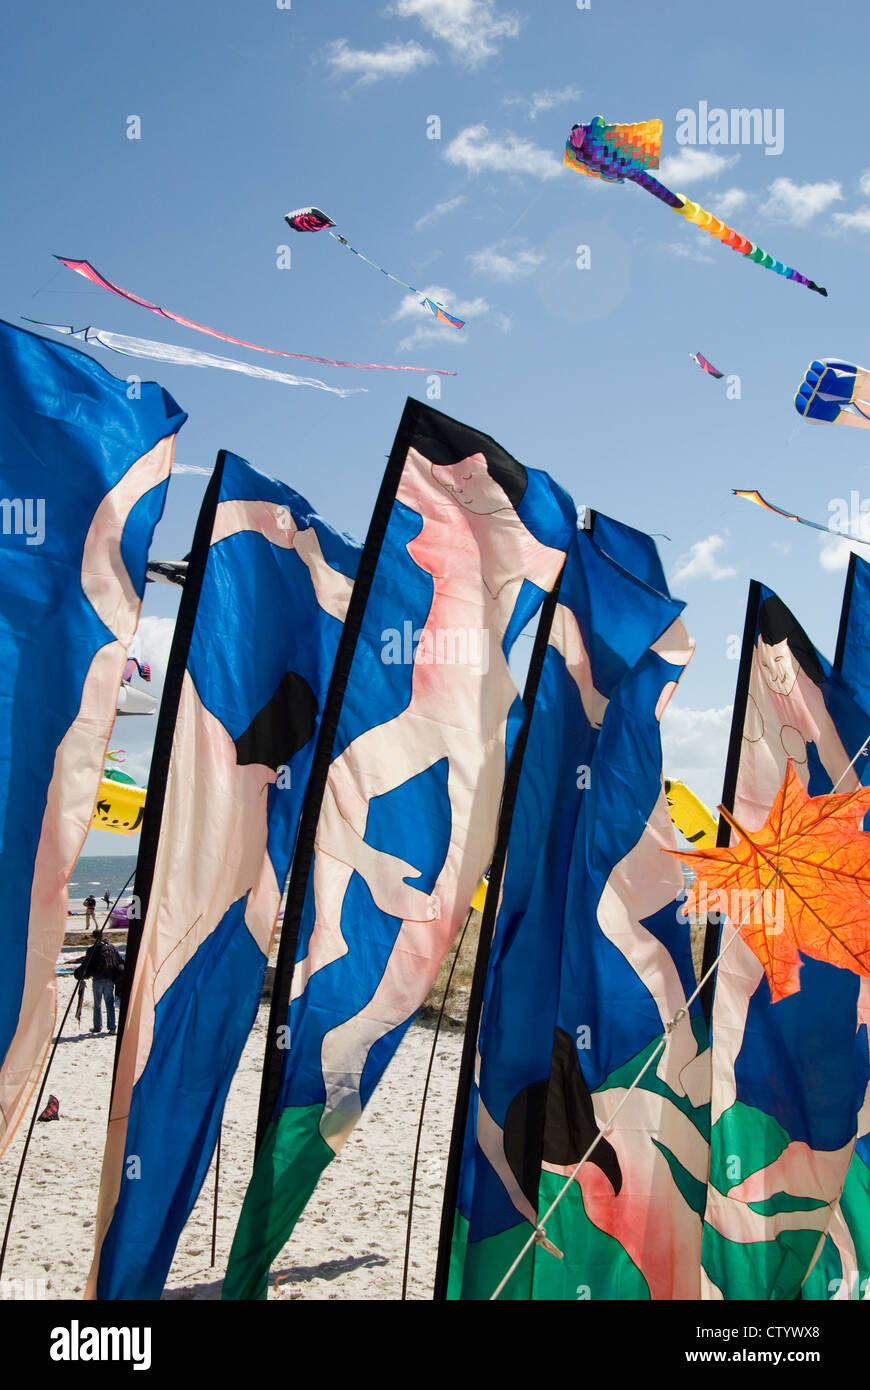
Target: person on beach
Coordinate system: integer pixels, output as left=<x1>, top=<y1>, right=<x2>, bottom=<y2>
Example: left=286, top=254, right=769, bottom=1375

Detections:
left=73, top=932, right=123, bottom=1035
left=83, top=895, right=98, bottom=929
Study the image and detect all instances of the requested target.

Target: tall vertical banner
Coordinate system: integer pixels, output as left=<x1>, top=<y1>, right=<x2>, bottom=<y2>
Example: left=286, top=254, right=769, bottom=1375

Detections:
left=0, top=320, right=185, bottom=1156
left=701, top=581, right=870, bottom=1299
left=802, top=552, right=870, bottom=1301
left=440, top=514, right=707, bottom=1300
left=87, top=451, right=360, bottom=1299
left=224, top=399, right=576, bottom=1298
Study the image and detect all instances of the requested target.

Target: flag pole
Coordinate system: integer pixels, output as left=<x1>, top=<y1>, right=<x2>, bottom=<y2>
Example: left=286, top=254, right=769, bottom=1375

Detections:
left=432, top=565, right=564, bottom=1300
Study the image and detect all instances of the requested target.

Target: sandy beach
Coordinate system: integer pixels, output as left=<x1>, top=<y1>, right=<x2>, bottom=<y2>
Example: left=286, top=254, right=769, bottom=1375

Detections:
left=0, top=974, right=464, bottom=1301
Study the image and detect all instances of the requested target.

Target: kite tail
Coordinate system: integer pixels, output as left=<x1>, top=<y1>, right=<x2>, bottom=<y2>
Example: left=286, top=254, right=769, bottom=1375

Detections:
left=624, top=169, right=826, bottom=295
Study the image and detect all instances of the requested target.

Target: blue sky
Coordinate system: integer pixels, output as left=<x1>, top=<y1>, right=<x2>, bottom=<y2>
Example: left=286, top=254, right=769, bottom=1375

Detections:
left=4, top=0, right=870, bottom=849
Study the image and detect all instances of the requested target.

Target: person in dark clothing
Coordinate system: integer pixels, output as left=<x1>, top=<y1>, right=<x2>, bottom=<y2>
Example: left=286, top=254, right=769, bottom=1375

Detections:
left=73, top=932, right=123, bottom=1034
left=83, top=895, right=98, bottom=930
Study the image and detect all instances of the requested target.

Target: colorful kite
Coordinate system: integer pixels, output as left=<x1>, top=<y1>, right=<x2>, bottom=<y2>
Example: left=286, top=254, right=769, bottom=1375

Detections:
left=54, top=258, right=457, bottom=374
left=285, top=208, right=465, bottom=328
left=695, top=581, right=870, bottom=1298
left=23, top=321, right=365, bottom=397
left=564, top=117, right=827, bottom=295
left=734, top=489, right=870, bottom=549
left=795, top=359, right=870, bottom=428
left=0, top=318, right=185, bottom=1157
left=690, top=351, right=724, bottom=379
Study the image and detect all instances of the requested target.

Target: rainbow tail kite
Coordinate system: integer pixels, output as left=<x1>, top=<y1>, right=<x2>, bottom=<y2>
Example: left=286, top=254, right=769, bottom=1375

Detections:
left=285, top=208, right=466, bottom=328
left=565, top=117, right=827, bottom=296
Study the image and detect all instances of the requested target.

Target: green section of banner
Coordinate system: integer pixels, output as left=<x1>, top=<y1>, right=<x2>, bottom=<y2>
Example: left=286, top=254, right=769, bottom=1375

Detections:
left=702, top=1224, right=823, bottom=1300
left=448, top=1212, right=536, bottom=1301
left=532, top=1171, right=651, bottom=1300
left=222, top=1103, right=334, bottom=1300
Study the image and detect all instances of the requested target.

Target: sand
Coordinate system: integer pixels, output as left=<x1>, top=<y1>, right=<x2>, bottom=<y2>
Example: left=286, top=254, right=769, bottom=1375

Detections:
left=0, top=974, right=464, bottom=1301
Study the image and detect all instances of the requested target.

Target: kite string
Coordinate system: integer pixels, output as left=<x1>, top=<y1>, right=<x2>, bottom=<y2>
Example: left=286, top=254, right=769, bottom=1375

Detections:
left=326, top=231, right=457, bottom=317
left=490, top=737, right=870, bottom=1300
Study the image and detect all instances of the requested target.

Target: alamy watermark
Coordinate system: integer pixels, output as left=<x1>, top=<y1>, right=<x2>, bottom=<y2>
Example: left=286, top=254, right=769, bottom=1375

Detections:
left=0, top=497, right=44, bottom=545
left=381, top=621, right=490, bottom=675
left=675, top=103, right=784, bottom=156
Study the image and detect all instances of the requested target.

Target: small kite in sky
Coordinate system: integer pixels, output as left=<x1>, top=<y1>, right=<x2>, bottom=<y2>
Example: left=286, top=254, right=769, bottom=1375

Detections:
left=795, top=358, right=870, bottom=429
left=690, top=351, right=724, bottom=379
left=24, top=320, right=365, bottom=397
left=564, top=117, right=827, bottom=295
left=53, top=257, right=457, bottom=375
left=284, top=207, right=466, bottom=328
left=734, top=488, right=870, bottom=548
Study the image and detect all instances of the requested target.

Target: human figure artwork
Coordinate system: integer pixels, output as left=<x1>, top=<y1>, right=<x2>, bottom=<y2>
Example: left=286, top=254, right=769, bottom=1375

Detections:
left=224, top=401, right=576, bottom=1300
left=297, top=438, right=567, bottom=1150
left=87, top=453, right=360, bottom=1300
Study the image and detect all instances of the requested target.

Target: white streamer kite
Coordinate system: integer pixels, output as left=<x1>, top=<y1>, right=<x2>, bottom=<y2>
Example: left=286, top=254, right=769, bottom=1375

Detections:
left=24, top=320, right=366, bottom=397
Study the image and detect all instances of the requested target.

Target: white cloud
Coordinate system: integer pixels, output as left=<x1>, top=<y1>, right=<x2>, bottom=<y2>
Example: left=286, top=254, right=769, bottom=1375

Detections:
left=134, top=616, right=176, bottom=695
left=832, top=207, right=870, bottom=233
left=325, top=38, right=435, bottom=84
left=759, top=177, right=842, bottom=225
left=660, top=703, right=733, bottom=814
left=391, top=0, right=520, bottom=65
left=467, top=242, right=545, bottom=279
left=414, top=195, right=467, bottom=231
left=661, top=240, right=714, bottom=264
left=819, top=513, right=870, bottom=570
left=172, top=462, right=213, bottom=476
left=392, top=285, right=488, bottom=349
left=711, top=187, right=748, bottom=217
left=859, top=171, right=870, bottom=197
left=658, top=149, right=740, bottom=186
left=671, top=534, right=736, bottom=584
left=444, top=124, right=564, bottom=180
left=503, top=85, right=582, bottom=120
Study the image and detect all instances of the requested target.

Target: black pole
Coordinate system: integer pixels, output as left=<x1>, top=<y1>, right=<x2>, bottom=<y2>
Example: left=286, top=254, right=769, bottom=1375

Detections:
left=211, top=1127, right=222, bottom=1268
left=698, top=580, right=761, bottom=1020
left=432, top=569, right=564, bottom=1299
left=400, top=904, right=475, bottom=1301
left=254, top=401, right=421, bottom=1151
left=834, top=550, right=858, bottom=674
left=111, top=453, right=227, bottom=1091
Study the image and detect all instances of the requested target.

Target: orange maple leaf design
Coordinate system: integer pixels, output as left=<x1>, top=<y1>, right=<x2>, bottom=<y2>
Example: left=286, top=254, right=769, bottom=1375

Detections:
left=670, top=760, right=870, bottom=1002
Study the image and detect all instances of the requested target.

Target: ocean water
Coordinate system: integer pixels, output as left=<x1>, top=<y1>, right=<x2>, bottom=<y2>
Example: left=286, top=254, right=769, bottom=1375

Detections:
left=68, top=854, right=139, bottom=915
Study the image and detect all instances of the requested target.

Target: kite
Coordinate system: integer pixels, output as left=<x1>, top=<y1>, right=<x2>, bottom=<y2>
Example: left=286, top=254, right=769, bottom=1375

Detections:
left=54, top=258, right=457, bottom=374
left=795, top=359, right=870, bottom=428
left=664, top=777, right=718, bottom=846
left=285, top=207, right=465, bottom=328
left=564, top=117, right=827, bottom=295
left=23, top=321, right=365, bottom=397
left=674, top=761, right=870, bottom=1003
left=690, top=351, right=723, bottom=379
left=734, top=489, right=870, bottom=549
